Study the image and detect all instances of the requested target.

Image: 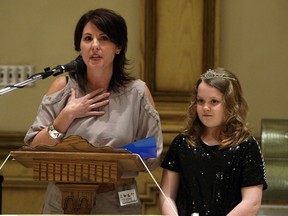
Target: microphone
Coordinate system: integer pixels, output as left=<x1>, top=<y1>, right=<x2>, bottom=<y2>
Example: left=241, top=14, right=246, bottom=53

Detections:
left=51, top=59, right=84, bottom=76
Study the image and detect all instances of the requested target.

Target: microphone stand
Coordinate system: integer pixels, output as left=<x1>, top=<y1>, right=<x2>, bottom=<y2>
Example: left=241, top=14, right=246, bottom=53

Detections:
left=0, top=67, right=57, bottom=96
left=0, top=174, right=3, bottom=214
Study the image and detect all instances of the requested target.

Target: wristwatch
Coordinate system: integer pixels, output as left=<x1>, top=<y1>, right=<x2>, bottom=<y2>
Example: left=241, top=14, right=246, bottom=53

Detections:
left=48, top=123, right=65, bottom=140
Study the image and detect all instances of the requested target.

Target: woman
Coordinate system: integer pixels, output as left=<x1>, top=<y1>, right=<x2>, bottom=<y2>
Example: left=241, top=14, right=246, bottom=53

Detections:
left=24, top=8, right=163, bottom=214
left=159, top=68, right=267, bottom=216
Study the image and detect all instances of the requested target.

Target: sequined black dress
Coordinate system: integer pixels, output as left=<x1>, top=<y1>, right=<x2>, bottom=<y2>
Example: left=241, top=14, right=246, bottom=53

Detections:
left=161, top=134, right=267, bottom=216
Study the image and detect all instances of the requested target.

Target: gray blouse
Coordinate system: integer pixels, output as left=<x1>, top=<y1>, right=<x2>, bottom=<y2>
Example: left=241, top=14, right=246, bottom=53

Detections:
left=24, top=76, right=163, bottom=172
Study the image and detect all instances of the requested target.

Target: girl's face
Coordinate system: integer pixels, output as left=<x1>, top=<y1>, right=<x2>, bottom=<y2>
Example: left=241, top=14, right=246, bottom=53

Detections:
left=196, top=81, right=225, bottom=130
left=80, top=21, right=121, bottom=72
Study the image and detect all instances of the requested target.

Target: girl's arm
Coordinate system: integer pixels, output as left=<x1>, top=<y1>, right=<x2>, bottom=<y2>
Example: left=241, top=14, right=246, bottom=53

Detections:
left=159, top=169, right=179, bottom=215
left=227, top=184, right=263, bottom=216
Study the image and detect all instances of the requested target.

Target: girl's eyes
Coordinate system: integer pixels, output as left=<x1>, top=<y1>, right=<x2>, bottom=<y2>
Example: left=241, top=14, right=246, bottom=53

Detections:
left=210, top=99, right=220, bottom=106
left=196, top=99, right=204, bottom=105
left=196, top=99, right=221, bottom=106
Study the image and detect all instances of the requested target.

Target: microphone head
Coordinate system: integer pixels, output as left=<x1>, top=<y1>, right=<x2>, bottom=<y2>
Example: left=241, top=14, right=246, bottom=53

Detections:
left=74, top=59, right=85, bottom=73
left=65, top=59, right=85, bottom=73
left=52, top=59, right=86, bottom=77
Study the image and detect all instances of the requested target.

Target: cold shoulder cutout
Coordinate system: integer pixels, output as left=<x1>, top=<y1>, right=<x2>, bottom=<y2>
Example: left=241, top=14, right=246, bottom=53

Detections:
left=46, top=76, right=68, bottom=96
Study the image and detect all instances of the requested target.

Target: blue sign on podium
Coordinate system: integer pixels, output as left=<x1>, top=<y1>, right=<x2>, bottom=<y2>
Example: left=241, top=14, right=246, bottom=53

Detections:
left=119, top=136, right=157, bottom=159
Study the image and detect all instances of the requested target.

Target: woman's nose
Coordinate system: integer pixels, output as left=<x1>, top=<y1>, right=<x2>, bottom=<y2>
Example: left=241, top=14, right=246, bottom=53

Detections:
left=92, top=38, right=100, bottom=49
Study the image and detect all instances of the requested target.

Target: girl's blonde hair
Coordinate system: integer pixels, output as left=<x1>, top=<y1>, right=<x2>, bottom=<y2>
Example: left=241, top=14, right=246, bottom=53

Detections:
left=182, top=68, right=251, bottom=149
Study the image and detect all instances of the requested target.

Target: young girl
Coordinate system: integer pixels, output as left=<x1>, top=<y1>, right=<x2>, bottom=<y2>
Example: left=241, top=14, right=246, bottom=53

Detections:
left=159, top=68, right=267, bottom=216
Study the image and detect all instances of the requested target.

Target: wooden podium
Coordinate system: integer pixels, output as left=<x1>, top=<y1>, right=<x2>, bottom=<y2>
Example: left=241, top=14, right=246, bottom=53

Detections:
left=10, top=136, right=145, bottom=214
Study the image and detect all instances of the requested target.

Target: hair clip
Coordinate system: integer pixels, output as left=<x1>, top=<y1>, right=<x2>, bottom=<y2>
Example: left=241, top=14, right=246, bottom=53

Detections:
left=200, top=69, right=237, bottom=81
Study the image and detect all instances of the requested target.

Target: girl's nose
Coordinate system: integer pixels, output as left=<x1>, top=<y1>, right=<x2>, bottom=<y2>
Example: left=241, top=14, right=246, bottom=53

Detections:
left=203, top=103, right=211, bottom=111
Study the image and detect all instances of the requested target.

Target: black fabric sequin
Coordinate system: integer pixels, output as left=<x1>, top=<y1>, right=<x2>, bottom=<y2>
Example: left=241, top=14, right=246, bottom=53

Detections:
left=161, top=134, right=267, bottom=216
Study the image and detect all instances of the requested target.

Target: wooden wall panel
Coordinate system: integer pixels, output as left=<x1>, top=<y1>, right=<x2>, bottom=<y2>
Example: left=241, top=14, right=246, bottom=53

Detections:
left=143, top=0, right=219, bottom=102
left=155, top=0, right=204, bottom=92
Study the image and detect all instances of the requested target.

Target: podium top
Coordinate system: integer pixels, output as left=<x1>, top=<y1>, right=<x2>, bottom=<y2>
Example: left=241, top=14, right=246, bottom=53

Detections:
left=10, top=135, right=146, bottom=173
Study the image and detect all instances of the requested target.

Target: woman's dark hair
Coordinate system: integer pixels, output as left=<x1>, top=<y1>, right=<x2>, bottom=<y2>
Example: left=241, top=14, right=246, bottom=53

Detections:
left=71, top=8, right=134, bottom=92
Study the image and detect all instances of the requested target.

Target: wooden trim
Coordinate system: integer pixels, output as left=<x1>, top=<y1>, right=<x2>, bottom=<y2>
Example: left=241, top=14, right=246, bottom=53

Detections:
left=0, top=131, right=25, bottom=158
left=202, top=0, right=217, bottom=71
left=144, top=0, right=157, bottom=94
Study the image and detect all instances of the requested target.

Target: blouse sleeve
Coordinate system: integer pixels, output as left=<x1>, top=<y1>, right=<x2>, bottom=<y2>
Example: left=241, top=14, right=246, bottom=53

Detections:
left=240, top=137, right=268, bottom=190
left=134, top=81, right=163, bottom=171
left=24, top=85, right=71, bottom=145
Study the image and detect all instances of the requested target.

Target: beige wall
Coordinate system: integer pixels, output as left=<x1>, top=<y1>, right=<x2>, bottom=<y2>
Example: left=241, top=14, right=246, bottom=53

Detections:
left=0, top=0, right=141, bottom=132
left=0, top=0, right=287, bottom=137
left=220, top=0, right=288, bottom=136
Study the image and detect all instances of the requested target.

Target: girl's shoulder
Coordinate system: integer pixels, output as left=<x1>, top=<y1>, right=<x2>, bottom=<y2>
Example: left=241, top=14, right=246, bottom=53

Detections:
left=239, top=136, right=259, bottom=147
left=236, top=136, right=263, bottom=155
left=171, top=134, right=192, bottom=148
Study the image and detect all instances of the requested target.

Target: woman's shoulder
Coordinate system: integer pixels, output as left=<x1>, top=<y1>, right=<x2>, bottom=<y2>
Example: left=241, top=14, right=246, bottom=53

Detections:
left=46, top=76, right=68, bottom=95
left=42, top=76, right=73, bottom=104
left=126, top=79, right=145, bottom=91
left=116, top=79, right=147, bottom=98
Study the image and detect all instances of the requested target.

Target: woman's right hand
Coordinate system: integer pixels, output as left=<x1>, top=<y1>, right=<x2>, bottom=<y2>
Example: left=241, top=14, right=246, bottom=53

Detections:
left=64, top=88, right=110, bottom=119
left=30, top=87, right=110, bottom=147
left=52, top=87, right=110, bottom=134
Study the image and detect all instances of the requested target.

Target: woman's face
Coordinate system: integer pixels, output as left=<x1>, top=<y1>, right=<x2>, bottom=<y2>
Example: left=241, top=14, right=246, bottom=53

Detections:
left=196, top=81, right=225, bottom=130
left=80, top=21, right=121, bottom=73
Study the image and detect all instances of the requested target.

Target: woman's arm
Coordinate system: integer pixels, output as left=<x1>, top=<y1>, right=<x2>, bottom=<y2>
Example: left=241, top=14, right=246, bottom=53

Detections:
left=144, top=84, right=156, bottom=108
left=141, top=84, right=163, bottom=170
left=159, top=169, right=179, bottom=215
left=227, top=184, right=263, bottom=216
left=30, top=76, right=110, bottom=147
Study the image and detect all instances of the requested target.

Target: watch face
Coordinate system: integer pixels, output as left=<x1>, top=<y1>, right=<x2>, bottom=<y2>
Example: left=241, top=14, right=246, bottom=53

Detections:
left=48, top=124, right=64, bottom=139
left=49, top=130, right=60, bottom=139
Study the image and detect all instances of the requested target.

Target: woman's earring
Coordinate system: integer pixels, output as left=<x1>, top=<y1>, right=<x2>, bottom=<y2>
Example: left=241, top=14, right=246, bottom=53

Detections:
left=115, top=50, right=120, bottom=54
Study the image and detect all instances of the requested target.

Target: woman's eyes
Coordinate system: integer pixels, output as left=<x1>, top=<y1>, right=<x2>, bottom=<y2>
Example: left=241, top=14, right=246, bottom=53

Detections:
left=83, top=36, right=93, bottom=41
left=98, top=35, right=110, bottom=41
left=83, top=35, right=110, bottom=41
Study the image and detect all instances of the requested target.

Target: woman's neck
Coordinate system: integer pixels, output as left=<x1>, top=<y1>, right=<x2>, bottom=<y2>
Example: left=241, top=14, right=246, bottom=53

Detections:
left=86, top=69, right=112, bottom=91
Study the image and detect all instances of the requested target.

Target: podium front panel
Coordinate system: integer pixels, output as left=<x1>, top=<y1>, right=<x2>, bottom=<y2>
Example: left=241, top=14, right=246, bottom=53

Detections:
left=33, top=159, right=118, bottom=183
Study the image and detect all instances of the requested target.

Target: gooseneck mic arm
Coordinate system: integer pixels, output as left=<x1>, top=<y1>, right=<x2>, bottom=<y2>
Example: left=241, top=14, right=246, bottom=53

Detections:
left=0, top=59, right=84, bottom=96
